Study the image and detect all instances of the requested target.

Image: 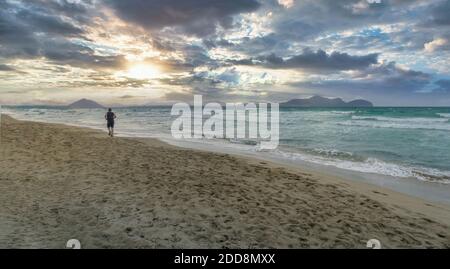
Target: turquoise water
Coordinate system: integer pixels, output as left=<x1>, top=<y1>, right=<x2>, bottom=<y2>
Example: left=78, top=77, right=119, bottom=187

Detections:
left=3, top=106, right=450, bottom=184
left=277, top=107, right=450, bottom=183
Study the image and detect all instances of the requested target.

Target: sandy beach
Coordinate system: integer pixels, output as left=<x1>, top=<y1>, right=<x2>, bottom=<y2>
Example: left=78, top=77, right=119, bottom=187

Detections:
left=0, top=114, right=449, bottom=248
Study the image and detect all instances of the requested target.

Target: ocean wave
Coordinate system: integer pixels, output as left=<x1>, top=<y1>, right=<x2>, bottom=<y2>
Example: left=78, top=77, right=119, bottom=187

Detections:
left=274, top=150, right=450, bottom=184
left=229, top=138, right=259, bottom=146
left=0, top=108, right=15, bottom=115
left=352, top=115, right=449, bottom=123
left=330, top=111, right=355, bottom=115
left=24, top=109, right=47, bottom=115
left=437, top=113, right=450, bottom=118
left=306, top=147, right=355, bottom=159
left=341, top=116, right=450, bottom=131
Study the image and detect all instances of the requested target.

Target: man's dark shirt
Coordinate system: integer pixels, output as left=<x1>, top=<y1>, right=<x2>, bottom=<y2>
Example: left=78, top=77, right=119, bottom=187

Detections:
left=106, top=112, right=115, bottom=123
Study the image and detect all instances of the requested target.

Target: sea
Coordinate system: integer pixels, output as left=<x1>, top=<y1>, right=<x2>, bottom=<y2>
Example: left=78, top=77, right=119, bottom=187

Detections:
left=2, top=105, right=450, bottom=201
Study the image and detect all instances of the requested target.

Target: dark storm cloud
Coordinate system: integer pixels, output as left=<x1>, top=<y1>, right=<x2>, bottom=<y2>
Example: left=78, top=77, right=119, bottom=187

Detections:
left=290, top=62, right=433, bottom=95
left=228, top=34, right=291, bottom=56
left=0, top=63, right=28, bottom=74
left=433, top=80, right=450, bottom=93
left=163, top=86, right=234, bottom=103
left=214, top=0, right=447, bottom=61
left=203, top=38, right=235, bottom=49
left=0, top=0, right=87, bottom=38
left=232, top=49, right=379, bottom=72
left=42, top=40, right=128, bottom=69
left=266, top=0, right=440, bottom=50
left=284, top=62, right=450, bottom=106
left=150, top=38, right=176, bottom=52
left=0, top=0, right=82, bottom=56
left=31, top=0, right=93, bottom=22
left=158, top=73, right=221, bottom=87
left=428, top=0, right=450, bottom=26
left=160, top=73, right=235, bottom=102
left=0, top=64, right=16, bottom=72
left=181, top=44, right=219, bottom=68
left=316, top=28, right=431, bottom=53
left=119, top=95, right=145, bottom=99
left=267, top=0, right=391, bottom=41
left=15, top=8, right=84, bottom=36
left=67, top=77, right=150, bottom=88
left=0, top=6, right=40, bottom=58
left=105, top=0, right=261, bottom=36
left=1, top=0, right=225, bottom=73
left=0, top=0, right=129, bottom=70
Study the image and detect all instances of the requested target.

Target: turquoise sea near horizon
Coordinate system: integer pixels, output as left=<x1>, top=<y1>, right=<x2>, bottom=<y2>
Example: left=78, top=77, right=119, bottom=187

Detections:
left=2, top=106, right=450, bottom=185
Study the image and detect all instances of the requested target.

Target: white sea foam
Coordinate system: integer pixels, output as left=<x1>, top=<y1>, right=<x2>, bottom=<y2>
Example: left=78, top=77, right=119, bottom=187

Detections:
left=351, top=115, right=449, bottom=123
left=437, top=113, right=450, bottom=118
left=273, top=149, right=450, bottom=184
left=341, top=116, right=450, bottom=131
left=339, top=121, right=450, bottom=131
left=330, top=111, right=355, bottom=115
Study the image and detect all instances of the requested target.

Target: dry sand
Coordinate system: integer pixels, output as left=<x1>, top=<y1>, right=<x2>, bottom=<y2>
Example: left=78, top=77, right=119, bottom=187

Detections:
left=0, top=115, right=449, bottom=248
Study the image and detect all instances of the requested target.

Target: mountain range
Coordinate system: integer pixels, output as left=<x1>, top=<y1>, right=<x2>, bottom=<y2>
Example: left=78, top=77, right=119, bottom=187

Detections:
left=280, top=96, right=373, bottom=107
left=66, top=96, right=373, bottom=109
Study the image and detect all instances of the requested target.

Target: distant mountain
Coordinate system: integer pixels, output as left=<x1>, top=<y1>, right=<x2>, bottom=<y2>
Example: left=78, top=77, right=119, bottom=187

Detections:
left=281, top=96, right=373, bottom=107
left=68, top=98, right=105, bottom=109
left=346, top=99, right=373, bottom=107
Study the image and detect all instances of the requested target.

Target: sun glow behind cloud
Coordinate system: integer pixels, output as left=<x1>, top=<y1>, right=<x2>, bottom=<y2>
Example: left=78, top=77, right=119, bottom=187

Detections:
left=119, top=64, right=162, bottom=80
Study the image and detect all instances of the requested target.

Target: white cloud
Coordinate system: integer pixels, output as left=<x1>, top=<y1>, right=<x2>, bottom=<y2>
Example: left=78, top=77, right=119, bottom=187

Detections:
left=278, top=0, right=294, bottom=9
left=424, top=38, right=448, bottom=53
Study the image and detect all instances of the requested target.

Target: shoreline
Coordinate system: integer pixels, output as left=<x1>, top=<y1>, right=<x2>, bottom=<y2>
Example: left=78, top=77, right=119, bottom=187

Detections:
left=1, top=114, right=449, bottom=248
left=4, top=109, right=450, bottom=205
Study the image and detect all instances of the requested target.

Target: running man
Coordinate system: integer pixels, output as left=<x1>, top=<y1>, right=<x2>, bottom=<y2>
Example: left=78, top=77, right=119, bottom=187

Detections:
left=105, top=108, right=117, bottom=137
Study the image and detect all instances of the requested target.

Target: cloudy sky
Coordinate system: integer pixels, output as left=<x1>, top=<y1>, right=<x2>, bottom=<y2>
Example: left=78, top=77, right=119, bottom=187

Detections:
left=0, top=0, right=449, bottom=106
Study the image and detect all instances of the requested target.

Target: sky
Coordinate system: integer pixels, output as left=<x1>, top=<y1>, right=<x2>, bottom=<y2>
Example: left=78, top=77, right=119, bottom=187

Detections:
left=0, top=0, right=449, bottom=106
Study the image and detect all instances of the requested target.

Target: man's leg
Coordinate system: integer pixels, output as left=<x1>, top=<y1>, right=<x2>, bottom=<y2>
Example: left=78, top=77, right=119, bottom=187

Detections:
left=111, top=127, right=114, bottom=137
